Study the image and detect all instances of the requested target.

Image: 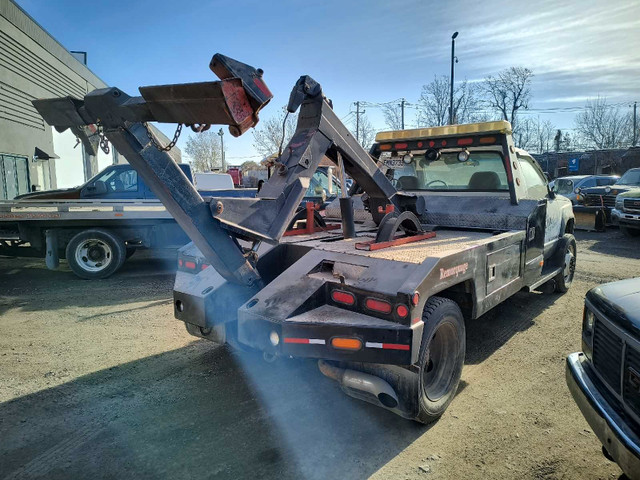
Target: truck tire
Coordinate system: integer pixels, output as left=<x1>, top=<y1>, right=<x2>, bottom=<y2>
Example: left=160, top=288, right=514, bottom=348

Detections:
left=65, top=229, right=126, bottom=279
left=554, top=234, right=576, bottom=293
left=621, top=226, right=640, bottom=237
left=415, top=296, right=465, bottom=424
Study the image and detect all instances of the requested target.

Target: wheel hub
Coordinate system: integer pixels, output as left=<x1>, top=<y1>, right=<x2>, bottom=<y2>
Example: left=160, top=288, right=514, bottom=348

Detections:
left=76, top=239, right=113, bottom=272
left=422, top=321, right=459, bottom=402
left=563, top=249, right=575, bottom=281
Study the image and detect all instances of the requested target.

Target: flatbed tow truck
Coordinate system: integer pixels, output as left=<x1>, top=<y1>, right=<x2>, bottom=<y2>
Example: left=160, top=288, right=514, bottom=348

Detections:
left=32, top=54, right=576, bottom=423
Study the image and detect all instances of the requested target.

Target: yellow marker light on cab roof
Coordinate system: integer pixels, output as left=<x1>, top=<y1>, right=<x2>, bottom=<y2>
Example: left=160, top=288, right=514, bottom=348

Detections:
left=375, top=120, right=512, bottom=142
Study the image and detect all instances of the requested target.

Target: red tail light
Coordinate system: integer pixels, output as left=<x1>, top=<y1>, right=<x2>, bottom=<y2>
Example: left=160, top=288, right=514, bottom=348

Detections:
left=184, top=261, right=196, bottom=270
left=332, top=290, right=355, bottom=306
left=394, top=142, right=408, bottom=149
left=396, top=304, right=409, bottom=318
left=365, top=298, right=392, bottom=314
left=411, top=292, right=420, bottom=306
left=457, top=137, right=473, bottom=146
left=178, top=259, right=184, bottom=267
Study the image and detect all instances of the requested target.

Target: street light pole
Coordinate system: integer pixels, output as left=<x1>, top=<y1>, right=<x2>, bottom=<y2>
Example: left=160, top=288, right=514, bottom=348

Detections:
left=218, top=128, right=225, bottom=171
left=449, top=31, right=459, bottom=125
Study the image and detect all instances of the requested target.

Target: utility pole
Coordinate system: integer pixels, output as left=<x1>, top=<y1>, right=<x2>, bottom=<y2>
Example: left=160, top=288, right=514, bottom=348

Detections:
left=354, top=101, right=365, bottom=143
left=400, top=98, right=405, bottom=129
left=633, top=101, right=637, bottom=147
left=449, top=31, right=459, bottom=125
left=217, top=128, right=226, bottom=171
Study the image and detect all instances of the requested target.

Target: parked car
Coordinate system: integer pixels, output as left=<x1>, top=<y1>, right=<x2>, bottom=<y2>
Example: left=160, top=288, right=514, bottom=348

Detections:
left=577, top=168, right=640, bottom=210
left=613, top=188, right=640, bottom=237
left=553, top=175, right=619, bottom=205
left=566, top=278, right=640, bottom=479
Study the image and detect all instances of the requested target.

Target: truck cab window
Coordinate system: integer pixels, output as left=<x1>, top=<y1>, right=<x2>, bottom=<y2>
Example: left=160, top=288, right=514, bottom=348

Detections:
left=518, top=156, right=548, bottom=199
left=383, top=151, right=508, bottom=191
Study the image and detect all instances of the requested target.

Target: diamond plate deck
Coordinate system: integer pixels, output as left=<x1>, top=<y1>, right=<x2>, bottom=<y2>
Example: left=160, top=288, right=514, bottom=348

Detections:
left=290, top=229, right=507, bottom=264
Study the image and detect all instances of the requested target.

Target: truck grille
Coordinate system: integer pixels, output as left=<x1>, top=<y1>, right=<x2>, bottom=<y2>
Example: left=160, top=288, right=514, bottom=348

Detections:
left=584, top=194, right=616, bottom=208
left=592, top=320, right=623, bottom=394
left=623, top=198, right=640, bottom=213
left=624, top=346, right=640, bottom=417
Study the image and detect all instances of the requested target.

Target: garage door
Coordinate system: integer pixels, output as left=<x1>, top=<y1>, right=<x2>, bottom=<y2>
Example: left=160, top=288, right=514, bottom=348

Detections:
left=1, top=154, right=30, bottom=199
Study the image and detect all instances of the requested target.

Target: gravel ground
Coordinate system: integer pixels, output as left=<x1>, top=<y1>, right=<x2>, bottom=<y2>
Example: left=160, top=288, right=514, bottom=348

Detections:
left=0, top=230, right=638, bottom=480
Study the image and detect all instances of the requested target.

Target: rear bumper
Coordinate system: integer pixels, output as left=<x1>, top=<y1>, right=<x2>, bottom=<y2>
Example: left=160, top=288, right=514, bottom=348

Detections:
left=238, top=304, right=421, bottom=365
left=566, top=352, right=640, bottom=480
left=612, top=208, right=640, bottom=228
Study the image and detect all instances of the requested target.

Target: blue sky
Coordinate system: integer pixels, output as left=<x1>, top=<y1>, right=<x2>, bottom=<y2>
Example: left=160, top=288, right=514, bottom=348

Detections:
left=16, top=0, right=640, bottom=166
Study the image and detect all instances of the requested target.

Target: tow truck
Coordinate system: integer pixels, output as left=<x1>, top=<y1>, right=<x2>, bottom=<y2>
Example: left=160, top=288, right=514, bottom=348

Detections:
left=32, top=54, right=576, bottom=423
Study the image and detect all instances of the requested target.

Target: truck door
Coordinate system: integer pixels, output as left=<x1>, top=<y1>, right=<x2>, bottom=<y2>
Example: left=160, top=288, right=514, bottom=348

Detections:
left=517, top=155, right=552, bottom=279
left=520, top=155, right=565, bottom=258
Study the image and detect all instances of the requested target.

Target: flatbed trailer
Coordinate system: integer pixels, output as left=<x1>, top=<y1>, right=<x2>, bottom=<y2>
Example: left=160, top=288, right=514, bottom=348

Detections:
left=31, top=53, right=577, bottom=423
left=0, top=198, right=187, bottom=278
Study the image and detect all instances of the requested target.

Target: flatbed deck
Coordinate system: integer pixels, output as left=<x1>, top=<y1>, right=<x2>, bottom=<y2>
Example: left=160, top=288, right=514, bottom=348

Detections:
left=285, top=226, right=515, bottom=264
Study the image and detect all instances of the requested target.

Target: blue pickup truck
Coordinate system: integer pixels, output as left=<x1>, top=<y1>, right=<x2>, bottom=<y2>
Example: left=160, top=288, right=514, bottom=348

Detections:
left=16, top=163, right=255, bottom=201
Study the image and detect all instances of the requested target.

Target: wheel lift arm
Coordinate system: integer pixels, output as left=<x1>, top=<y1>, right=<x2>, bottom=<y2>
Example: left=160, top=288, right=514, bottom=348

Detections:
left=32, top=54, right=400, bottom=288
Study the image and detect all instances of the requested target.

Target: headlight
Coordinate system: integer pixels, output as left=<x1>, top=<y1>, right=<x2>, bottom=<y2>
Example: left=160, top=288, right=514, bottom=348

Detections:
left=583, top=308, right=595, bottom=336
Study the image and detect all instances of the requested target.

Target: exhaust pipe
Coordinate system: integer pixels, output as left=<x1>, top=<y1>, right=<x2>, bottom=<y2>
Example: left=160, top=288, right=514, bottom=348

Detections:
left=318, top=359, right=399, bottom=409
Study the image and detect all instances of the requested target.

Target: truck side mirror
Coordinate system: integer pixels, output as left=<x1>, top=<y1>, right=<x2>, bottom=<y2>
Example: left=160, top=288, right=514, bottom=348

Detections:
left=84, top=180, right=107, bottom=196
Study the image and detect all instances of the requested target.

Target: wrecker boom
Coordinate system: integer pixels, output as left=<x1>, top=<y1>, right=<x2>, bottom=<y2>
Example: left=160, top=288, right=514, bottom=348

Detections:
left=32, top=54, right=399, bottom=289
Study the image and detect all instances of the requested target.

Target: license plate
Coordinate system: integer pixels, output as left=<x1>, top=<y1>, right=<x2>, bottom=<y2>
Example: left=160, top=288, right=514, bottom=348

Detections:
left=628, top=367, right=640, bottom=394
left=384, top=157, right=404, bottom=168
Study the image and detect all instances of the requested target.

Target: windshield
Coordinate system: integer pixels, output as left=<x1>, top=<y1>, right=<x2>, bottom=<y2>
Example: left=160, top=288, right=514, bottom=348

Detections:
left=617, top=169, right=640, bottom=186
left=383, top=151, right=508, bottom=191
left=555, top=179, right=574, bottom=194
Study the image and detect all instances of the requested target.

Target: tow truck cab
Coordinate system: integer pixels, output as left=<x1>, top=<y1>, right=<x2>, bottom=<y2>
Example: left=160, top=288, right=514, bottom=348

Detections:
left=174, top=121, right=575, bottom=422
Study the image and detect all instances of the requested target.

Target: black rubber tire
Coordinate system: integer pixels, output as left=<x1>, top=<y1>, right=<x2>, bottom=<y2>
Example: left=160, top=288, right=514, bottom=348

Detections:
left=554, top=234, right=577, bottom=293
left=621, top=226, right=640, bottom=237
left=125, top=247, right=137, bottom=259
left=65, top=229, right=126, bottom=279
left=415, top=296, right=465, bottom=424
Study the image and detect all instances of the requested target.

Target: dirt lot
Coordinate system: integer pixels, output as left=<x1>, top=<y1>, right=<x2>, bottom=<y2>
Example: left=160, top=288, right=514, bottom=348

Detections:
left=0, top=230, right=638, bottom=480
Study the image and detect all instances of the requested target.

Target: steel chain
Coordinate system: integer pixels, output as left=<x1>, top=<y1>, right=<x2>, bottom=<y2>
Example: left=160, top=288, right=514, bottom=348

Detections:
left=98, top=131, right=110, bottom=155
left=144, top=122, right=182, bottom=152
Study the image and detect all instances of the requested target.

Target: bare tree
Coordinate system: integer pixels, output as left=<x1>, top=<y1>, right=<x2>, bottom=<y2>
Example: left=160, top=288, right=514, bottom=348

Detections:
left=416, top=75, right=484, bottom=126
left=252, top=107, right=298, bottom=157
left=351, top=113, right=376, bottom=150
left=240, top=160, right=261, bottom=170
left=575, top=97, right=631, bottom=149
left=514, top=117, right=536, bottom=151
left=184, top=131, right=222, bottom=172
left=511, top=117, right=557, bottom=153
left=535, top=119, right=556, bottom=153
left=482, top=67, right=533, bottom=131
left=382, top=102, right=404, bottom=130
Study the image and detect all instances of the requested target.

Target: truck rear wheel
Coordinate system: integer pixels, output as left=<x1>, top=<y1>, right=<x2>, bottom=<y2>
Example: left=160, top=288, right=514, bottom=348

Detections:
left=66, top=229, right=126, bottom=279
left=415, top=297, right=465, bottom=424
